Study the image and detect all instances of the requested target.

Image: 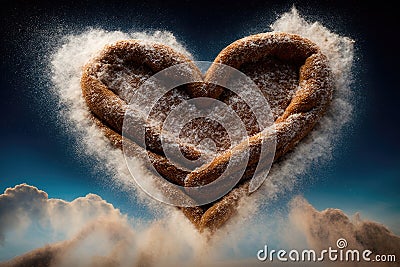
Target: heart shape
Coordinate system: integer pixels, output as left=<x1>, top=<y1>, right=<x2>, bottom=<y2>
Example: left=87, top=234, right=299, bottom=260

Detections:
left=81, top=32, right=333, bottom=232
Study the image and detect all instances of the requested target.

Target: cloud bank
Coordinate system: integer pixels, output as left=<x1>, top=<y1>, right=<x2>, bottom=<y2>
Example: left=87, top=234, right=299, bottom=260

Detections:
left=287, top=196, right=400, bottom=256
left=0, top=184, right=207, bottom=267
left=1, top=184, right=398, bottom=267
left=0, top=183, right=123, bottom=246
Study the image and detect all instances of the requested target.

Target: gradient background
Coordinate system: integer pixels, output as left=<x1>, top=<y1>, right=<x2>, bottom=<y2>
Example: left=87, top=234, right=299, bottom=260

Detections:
left=0, top=0, right=399, bottom=259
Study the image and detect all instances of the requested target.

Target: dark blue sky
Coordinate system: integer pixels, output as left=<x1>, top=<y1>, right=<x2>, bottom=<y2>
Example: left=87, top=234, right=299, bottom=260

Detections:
left=0, top=0, right=399, bottom=234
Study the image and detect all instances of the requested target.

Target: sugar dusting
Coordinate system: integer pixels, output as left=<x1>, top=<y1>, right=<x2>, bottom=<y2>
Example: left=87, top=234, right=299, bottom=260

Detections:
left=51, top=29, right=193, bottom=212
left=50, top=7, right=354, bottom=265
left=256, top=7, right=354, bottom=198
left=226, top=5, right=354, bottom=230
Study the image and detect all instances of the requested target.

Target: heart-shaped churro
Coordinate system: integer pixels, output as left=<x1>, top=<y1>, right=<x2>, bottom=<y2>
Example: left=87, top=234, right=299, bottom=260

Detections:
left=81, top=32, right=333, bottom=232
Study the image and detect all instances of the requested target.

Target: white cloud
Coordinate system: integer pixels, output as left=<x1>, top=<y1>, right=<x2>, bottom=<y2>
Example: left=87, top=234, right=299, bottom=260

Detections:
left=0, top=184, right=123, bottom=238
left=1, top=185, right=399, bottom=267
left=0, top=184, right=207, bottom=267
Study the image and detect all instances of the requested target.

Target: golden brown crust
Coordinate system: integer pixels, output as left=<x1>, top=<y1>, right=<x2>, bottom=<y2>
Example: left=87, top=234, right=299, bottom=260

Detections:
left=90, top=114, right=190, bottom=186
left=81, top=33, right=333, bottom=233
left=186, top=32, right=333, bottom=186
left=81, top=40, right=204, bottom=158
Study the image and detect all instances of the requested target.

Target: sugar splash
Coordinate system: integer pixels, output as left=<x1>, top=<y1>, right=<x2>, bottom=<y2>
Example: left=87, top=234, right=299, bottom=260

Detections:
left=49, top=7, right=354, bottom=265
